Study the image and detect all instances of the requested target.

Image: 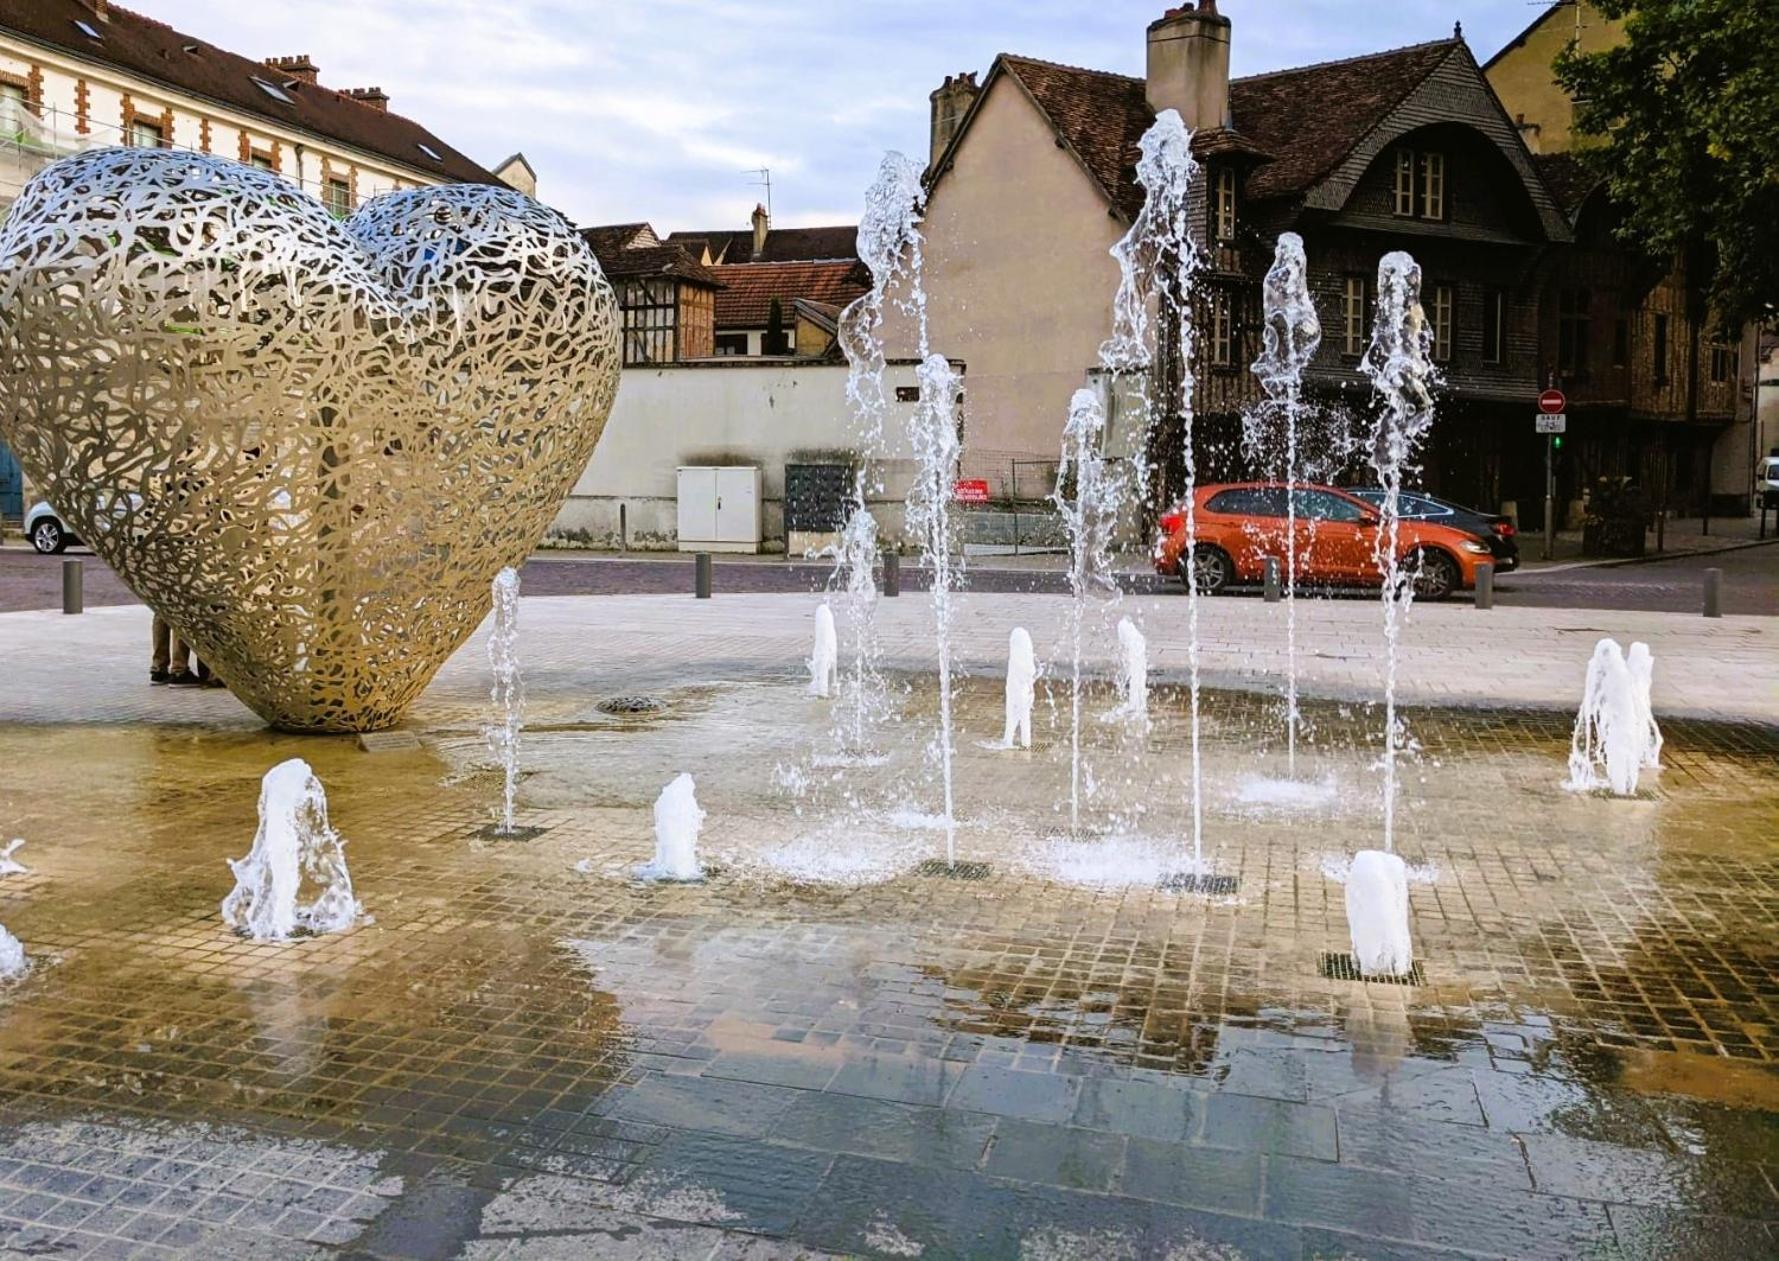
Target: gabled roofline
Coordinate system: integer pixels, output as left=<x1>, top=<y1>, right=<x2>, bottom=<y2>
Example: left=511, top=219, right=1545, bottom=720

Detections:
left=1482, top=0, right=1577, bottom=71
left=927, top=54, right=1133, bottom=225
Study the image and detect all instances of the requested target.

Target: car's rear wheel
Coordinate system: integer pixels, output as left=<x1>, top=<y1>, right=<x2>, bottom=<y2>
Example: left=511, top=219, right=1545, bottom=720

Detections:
left=30, top=518, right=65, bottom=555
left=1182, top=545, right=1233, bottom=595
left=1411, top=549, right=1458, bottom=601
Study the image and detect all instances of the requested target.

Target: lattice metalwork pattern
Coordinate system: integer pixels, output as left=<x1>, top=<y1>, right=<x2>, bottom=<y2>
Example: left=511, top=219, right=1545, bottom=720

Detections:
left=0, top=149, right=619, bottom=731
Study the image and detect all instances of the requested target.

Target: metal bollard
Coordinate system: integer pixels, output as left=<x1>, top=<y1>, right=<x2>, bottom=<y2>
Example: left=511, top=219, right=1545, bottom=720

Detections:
left=61, top=558, right=83, bottom=615
left=1703, top=567, right=1721, bottom=619
left=882, top=550, right=900, bottom=598
left=694, top=552, right=712, bottom=599
left=1474, top=563, right=1494, bottom=610
left=1262, top=556, right=1280, bottom=603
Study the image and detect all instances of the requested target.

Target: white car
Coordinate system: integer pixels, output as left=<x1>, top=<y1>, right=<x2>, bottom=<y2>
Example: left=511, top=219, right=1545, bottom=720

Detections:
left=23, top=501, right=77, bottom=554
left=1759, top=455, right=1779, bottom=508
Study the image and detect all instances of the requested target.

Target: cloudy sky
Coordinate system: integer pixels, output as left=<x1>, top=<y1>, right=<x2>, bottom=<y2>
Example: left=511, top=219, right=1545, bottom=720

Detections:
left=143, top=1, right=1546, bottom=234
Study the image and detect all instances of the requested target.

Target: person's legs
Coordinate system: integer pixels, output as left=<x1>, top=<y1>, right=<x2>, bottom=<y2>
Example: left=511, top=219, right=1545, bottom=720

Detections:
left=151, top=616, right=171, bottom=683
left=167, top=632, right=197, bottom=684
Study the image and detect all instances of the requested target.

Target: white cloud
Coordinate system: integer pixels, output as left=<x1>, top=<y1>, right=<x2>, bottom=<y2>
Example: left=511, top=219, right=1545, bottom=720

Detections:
left=133, top=1, right=1538, bottom=234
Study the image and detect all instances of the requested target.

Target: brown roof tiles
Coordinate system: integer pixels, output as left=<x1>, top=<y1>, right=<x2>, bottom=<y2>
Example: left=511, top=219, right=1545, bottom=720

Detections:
left=664, top=224, right=859, bottom=264
left=710, top=260, right=870, bottom=329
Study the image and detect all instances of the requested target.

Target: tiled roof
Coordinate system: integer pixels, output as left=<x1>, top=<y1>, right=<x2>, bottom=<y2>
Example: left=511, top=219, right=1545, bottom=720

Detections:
left=580, top=234, right=722, bottom=289
left=664, top=224, right=859, bottom=264
left=581, top=222, right=658, bottom=258
left=1531, top=152, right=1600, bottom=219
left=2, top=1, right=497, bottom=183
left=710, top=260, right=870, bottom=329
left=989, top=39, right=1464, bottom=214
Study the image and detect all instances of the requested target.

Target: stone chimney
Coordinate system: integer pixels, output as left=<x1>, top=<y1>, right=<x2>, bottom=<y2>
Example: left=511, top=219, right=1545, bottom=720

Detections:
left=750, top=203, right=769, bottom=259
left=929, top=72, right=980, bottom=168
left=1145, top=1, right=1231, bottom=132
left=264, top=55, right=319, bottom=85
left=344, top=87, right=390, bottom=112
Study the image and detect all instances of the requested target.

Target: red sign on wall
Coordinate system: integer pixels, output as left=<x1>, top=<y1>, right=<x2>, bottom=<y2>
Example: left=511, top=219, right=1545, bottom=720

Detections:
left=1538, top=389, right=1567, bottom=414
left=953, top=479, right=991, bottom=504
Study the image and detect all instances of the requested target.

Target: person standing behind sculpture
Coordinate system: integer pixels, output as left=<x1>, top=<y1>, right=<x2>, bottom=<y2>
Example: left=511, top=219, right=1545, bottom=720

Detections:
left=151, top=613, right=199, bottom=685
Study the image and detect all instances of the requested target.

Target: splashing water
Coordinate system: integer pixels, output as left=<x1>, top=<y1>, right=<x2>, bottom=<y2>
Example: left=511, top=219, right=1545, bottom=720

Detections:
left=1250, top=233, right=1322, bottom=774
left=0, top=925, right=24, bottom=980
left=808, top=603, right=838, bottom=698
left=1359, top=252, right=1439, bottom=854
left=1346, top=849, right=1413, bottom=977
left=1566, top=638, right=1662, bottom=796
left=1106, top=110, right=1205, bottom=868
left=1002, top=627, right=1036, bottom=750
left=485, top=566, right=524, bottom=835
left=0, top=839, right=26, bottom=876
left=1053, top=388, right=1128, bottom=829
left=822, top=508, right=889, bottom=753
left=221, top=758, right=361, bottom=941
left=1103, top=616, right=1149, bottom=730
left=907, top=353, right=964, bottom=862
left=640, top=773, right=705, bottom=881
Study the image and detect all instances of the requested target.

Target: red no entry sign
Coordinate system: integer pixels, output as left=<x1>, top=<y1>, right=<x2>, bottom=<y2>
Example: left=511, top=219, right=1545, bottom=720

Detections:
left=1539, top=389, right=1567, bottom=414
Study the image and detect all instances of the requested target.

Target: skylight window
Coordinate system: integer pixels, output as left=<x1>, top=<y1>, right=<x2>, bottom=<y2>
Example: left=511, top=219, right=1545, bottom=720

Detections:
left=417, top=143, right=443, bottom=162
left=251, top=76, right=294, bottom=104
left=73, top=19, right=103, bottom=40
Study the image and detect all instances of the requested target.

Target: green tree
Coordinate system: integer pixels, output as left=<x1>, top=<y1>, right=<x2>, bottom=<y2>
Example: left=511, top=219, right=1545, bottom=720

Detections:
left=1555, top=0, right=1779, bottom=329
left=764, top=296, right=788, bottom=355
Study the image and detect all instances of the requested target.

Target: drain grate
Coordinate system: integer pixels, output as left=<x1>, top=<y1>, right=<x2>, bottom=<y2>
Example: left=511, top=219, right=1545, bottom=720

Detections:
left=473, top=824, right=549, bottom=843
left=597, top=695, right=667, bottom=715
left=1158, top=873, right=1238, bottom=896
left=916, top=859, right=991, bottom=881
left=1318, top=951, right=1424, bottom=986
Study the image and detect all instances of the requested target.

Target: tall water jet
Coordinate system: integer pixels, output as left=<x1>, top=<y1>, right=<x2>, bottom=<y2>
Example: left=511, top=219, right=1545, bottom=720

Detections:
left=1099, top=109, right=1204, bottom=868
left=1053, top=388, right=1127, bottom=829
left=1002, top=627, right=1036, bottom=750
left=221, top=758, right=361, bottom=941
left=486, top=566, right=524, bottom=835
left=907, top=353, right=964, bottom=862
left=640, top=772, right=705, bottom=881
left=830, top=152, right=926, bottom=757
left=1346, top=849, right=1413, bottom=977
left=1104, top=617, right=1149, bottom=730
left=809, top=603, right=838, bottom=699
left=1250, top=233, right=1322, bottom=774
left=1566, top=638, right=1662, bottom=796
left=1359, top=252, right=1439, bottom=854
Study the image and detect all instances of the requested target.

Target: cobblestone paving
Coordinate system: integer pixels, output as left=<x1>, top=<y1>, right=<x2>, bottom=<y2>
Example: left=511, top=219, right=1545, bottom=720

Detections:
left=0, top=658, right=1776, bottom=1258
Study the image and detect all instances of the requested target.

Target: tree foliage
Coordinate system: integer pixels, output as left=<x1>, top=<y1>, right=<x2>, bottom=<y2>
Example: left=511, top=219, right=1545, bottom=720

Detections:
left=1555, top=0, right=1779, bottom=328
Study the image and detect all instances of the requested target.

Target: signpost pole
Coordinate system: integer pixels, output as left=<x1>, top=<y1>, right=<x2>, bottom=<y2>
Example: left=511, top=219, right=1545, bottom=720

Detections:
left=1543, top=434, right=1555, bottom=561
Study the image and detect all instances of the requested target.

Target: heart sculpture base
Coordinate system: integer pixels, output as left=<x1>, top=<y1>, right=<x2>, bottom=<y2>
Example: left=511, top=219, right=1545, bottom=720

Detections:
left=0, top=150, right=619, bottom=732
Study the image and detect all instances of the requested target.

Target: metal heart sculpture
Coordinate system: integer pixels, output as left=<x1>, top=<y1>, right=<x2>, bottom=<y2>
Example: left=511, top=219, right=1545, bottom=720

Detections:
left=0, top=149, right=619, bottom=732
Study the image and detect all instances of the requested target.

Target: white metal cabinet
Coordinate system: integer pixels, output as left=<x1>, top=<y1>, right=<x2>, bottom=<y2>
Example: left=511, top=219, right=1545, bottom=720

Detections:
left=677, top=466, right=761, bottom=552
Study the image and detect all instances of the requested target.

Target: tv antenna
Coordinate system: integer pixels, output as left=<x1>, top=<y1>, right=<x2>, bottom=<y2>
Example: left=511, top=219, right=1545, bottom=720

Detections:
left=743, top=167, right=772, bottom=220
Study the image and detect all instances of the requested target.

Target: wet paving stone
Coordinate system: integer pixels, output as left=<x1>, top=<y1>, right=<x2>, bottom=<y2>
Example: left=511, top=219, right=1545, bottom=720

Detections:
left=1198, top=1092, right=1339, bottom=1161
left=980, top=1117, right=1125, bottom=1191
left=769, top=1091, right=995, bottom=1170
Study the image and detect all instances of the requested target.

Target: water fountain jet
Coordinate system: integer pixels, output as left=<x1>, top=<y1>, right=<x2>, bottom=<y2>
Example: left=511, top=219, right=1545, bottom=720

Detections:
left=640, top=772, right=705, bottom=881
left=221, top=758, right=361, bottom=941
left=809, top=603, right=838, bottom=699
left=486, top=566, right=524, bottom=835
left=1001, top=627, right=1036, bottom=751
left=1566, top=638, right=1662, bottom=796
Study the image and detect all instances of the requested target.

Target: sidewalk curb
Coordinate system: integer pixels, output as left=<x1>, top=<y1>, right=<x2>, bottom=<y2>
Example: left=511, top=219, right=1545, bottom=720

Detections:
left=1520, top=536, right=1779, bottom=575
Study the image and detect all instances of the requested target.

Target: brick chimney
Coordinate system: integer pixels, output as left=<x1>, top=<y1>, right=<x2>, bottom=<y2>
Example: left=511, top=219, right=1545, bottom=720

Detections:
left=750, top=203, right=769, bottom=259
left=264, top=54, right=319, bottom=85
left=344, top=87, right=389, bottom=112
left=929, top=71, right=980, bottom=168
left=1145, top=1, right=1231, bottom=132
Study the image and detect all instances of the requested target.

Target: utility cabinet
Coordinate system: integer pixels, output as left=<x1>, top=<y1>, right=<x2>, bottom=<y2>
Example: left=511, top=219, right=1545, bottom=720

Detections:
left=676, top=466, right=762, bottom=553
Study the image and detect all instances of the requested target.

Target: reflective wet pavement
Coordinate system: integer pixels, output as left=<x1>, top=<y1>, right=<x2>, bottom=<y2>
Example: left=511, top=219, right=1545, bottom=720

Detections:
left=0, top=674, right=1776, bottom=1259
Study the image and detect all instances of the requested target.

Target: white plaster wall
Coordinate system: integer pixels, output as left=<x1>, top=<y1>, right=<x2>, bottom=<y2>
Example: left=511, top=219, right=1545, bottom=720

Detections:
left=549, top=360, right=932, bottom=550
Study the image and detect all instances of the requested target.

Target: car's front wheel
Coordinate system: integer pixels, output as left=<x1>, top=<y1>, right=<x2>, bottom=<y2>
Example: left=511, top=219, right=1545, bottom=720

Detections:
left=29, top=518, right=65, bottom=555
left=1182, top=545, right=1233, bottom=595
left=1411, top=549, right=1458, bottom=601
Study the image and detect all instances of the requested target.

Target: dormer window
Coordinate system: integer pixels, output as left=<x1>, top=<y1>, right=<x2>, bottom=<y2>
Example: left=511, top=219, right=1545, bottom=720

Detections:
left=1392, top=147, right=1446, bottom=221
left=1214, top=167, right=1237, bottom=242
left=251, top=76, right=294, bottom=104
left=73, top=19, right=103, bottom=41
left=417, top=142, right=443, bottom=162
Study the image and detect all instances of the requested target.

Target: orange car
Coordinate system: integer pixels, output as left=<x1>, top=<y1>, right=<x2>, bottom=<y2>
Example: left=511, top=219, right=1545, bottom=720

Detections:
left=1152, top=483, right=1495, bottom=601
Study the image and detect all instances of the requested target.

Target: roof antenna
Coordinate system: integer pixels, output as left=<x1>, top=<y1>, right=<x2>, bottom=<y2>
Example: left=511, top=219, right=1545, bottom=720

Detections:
left=742, top=167, right=772, bottom=222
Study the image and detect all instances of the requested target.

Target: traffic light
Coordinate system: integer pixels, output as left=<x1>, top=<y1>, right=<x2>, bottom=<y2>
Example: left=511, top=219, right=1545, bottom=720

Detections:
left=1552, top=435, right=1565, bottom=451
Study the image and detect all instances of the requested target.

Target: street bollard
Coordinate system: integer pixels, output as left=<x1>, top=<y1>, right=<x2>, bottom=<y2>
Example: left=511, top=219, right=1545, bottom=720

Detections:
left=1262, top=556, right=1280, bottom=603
left=882, top=550, right=900, bottom=598
left=61, top=558, right=83, bottom=615
left=694, top=552, right=712, bottom=600
left=1474, top=563, right=1494, bottom=610
left=1703, top=567, right=1721, bottom=619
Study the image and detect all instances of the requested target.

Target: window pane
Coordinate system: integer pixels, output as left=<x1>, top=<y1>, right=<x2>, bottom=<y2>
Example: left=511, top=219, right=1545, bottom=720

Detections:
left=1421, top=152, right=1445, bottom=219
left=1394, top=150, right=1415, bottom=216
left=1295, top=490, right=1364, bottom=522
